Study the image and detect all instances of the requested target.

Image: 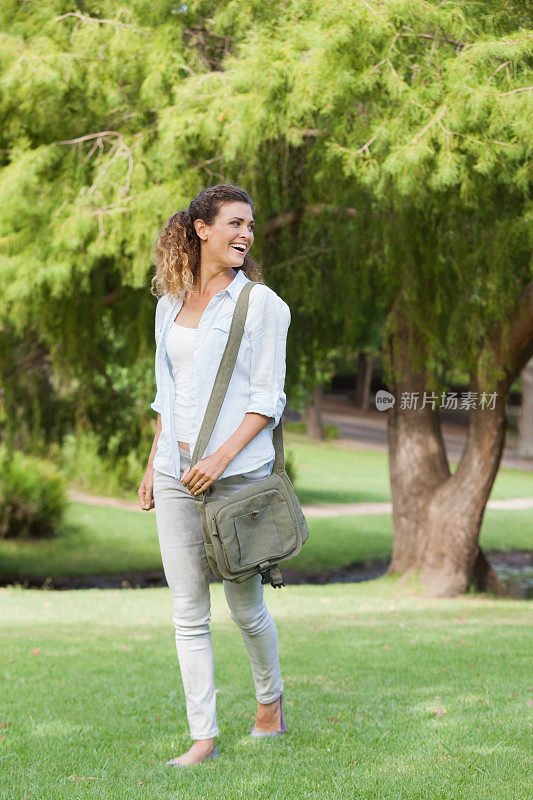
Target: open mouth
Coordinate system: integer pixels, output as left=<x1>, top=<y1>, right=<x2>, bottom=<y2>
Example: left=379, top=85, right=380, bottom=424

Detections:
left=230, top=243, right=246, bottom=254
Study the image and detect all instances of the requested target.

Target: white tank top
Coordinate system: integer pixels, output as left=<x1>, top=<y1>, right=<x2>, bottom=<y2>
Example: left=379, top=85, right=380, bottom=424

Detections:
left=165, top=321, right=197, bottom=439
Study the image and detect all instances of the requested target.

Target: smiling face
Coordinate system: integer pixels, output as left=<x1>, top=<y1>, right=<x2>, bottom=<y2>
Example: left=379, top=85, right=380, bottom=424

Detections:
left=194, top=201, right=255, bottom=269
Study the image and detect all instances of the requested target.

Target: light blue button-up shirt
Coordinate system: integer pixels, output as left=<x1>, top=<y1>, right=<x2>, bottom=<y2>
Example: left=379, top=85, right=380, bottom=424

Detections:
left=151, top=269, right=291, bottom=480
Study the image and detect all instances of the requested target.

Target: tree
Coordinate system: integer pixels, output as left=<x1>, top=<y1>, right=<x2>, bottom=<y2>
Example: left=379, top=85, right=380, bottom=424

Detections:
left=313, top=5, right=532, bottom=596
left=1, top=0, right=531, bottom=597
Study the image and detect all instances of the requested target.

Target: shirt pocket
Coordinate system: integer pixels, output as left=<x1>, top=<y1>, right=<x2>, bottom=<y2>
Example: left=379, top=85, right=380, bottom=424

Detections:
left=209, top=314, right=233, bottom=358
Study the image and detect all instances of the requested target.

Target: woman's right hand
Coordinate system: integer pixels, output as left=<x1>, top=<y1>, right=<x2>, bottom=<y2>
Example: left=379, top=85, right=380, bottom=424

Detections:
left=138, top=466, right=155, bottom=511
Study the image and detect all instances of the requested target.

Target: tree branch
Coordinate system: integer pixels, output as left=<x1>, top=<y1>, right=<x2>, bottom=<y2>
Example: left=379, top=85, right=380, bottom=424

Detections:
left=498, top=86, right=532, bottom=98
left=263, top=205, right=357, bottom=236
left=56, top=12, right=139, bottom=32
left=453, top=283, right=533, bottom=508
left=479, top=281, right=533, bottom=395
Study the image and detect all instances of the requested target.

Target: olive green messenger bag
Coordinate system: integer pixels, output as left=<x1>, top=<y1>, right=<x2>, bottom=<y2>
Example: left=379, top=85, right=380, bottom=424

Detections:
left=191, top=281, right=309, bottom=589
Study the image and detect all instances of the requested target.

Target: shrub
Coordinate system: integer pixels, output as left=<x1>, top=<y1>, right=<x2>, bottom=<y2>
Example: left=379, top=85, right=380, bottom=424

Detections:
left=322, top=423, right=340, bottom=441
left=284, top=421, right=307, bottom=435
left=0, top=447, right=67, bottom=539
left=56, top=431, right=147, bottom=497
left=282, top=447, right=296, bottom=485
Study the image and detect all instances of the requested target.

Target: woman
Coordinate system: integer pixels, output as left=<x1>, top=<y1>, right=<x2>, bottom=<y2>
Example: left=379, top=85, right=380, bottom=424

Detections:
left=138, top=184, right=291, bottom=767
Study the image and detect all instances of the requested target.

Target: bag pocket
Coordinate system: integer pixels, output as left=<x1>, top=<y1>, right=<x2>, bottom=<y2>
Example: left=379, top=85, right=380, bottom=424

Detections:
left=217, top=500, right=296, bottom=571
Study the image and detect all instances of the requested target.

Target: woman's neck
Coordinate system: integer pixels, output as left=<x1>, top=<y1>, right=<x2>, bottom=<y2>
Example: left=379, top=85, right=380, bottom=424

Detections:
left=196, top=267, right=237, bottom=300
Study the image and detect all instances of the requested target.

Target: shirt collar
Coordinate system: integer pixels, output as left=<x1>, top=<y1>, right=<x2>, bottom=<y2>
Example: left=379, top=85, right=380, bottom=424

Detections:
left=172, top=268, right=250, bottom=307
left=224, top=268, right=250, bottom=302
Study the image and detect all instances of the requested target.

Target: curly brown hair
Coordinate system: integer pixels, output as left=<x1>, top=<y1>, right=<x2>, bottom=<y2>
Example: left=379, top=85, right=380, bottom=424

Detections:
left=150, top=184, right=264, bottom=302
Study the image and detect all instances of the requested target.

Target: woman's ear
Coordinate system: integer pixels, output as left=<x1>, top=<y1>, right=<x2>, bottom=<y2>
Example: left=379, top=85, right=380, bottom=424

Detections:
left=194, top=218, right=208, bottom=241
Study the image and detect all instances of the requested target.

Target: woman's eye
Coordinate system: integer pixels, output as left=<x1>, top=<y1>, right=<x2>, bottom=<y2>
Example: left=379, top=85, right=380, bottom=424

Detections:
left=230, top=220, right=254, bottom=229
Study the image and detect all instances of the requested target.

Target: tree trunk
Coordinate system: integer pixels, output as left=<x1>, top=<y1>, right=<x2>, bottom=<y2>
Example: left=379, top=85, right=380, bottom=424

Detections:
left=384, top=284, right=533, bottom=598
left=302, top=384, right=324, bottom=440
left=353, top=353, right=374, bottom=410
left=416, top=391, right=510, bottom=597
left=517, top=356, right=533, bottom=458
left=361, top=355, right=373, bottom=412
left=352, top=352, right=366, bottom=407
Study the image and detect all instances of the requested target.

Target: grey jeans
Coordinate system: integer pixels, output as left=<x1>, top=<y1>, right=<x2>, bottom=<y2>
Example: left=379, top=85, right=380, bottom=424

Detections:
left=153, top=446, right=284, bottom=740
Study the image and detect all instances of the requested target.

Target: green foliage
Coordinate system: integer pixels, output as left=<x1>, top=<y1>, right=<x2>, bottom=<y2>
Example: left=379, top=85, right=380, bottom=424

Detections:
left=322, top=423, right=340, bottom=441
left=0, top=0, right=530, bottom=477
left=284, top=421, right=340, bottom=440
left=54, top=430, right=148, bottom=497
left=0, top=321, right=73, bottom=454
left=284, top=421, right=308, bottom=436
left=0, top=445, right=67, bottom=538
left=284, top=446, right=297, bottom=485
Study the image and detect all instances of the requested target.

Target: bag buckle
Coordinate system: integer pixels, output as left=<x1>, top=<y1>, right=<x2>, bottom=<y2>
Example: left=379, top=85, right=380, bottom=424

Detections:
left=259, top=568, right=271, bottom=585
left=258, top=562, right=285, bottom=588
left=258, top=562, right=271, bottom=585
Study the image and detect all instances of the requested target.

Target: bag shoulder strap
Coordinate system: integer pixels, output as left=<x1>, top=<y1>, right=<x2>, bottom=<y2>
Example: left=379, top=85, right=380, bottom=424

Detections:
left=191, top=280, right=285, bottom=472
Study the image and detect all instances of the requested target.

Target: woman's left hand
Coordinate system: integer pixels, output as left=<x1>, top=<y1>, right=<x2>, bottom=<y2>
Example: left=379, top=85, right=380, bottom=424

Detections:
left=181, top=452, right=230, bottom=495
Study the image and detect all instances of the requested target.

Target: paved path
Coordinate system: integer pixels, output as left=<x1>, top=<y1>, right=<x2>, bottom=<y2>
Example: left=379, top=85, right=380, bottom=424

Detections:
left=68, top=488, right=533, bottom=518
left=316, top=395, right=533, bottom=472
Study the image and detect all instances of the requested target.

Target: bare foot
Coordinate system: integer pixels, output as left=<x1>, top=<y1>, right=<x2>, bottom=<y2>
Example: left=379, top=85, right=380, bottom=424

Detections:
left=253, top=695, right=282, bottom=732
left=165, top=738, right=217, bottom=767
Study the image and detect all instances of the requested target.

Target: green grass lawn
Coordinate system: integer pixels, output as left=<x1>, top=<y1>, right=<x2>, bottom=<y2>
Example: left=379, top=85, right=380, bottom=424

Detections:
left=1, top=503, right=531, bottom=582
left=0, top=579, right=530, bottom=799
left=1, top=435, right=531, bottom=581
left=283, top=433, right=533, bottom=504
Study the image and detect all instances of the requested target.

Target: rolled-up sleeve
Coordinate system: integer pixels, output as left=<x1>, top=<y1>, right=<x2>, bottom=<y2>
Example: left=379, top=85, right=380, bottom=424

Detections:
left=245, top=286, right=291, bottom=430
left=150, top=296, right=167, bottom=414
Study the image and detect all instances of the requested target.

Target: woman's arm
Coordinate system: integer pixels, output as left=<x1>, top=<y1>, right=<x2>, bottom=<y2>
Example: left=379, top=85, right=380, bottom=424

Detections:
left=181, top=412, right=271, bottom=494
left=140, top=297, right=169, bottom=508
left=138, top=413, right=162, bottom=510
left=215, top=412, right=272, bottom=465
left=147, top=413, right=162, bottom=468
left=243, top=288, right=291, bottom=430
